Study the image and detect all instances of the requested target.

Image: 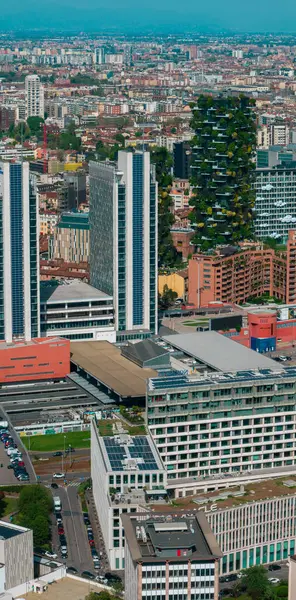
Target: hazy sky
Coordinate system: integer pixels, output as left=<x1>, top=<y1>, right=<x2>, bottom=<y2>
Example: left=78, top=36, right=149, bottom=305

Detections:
left=1, top=0, right=296, bottom=33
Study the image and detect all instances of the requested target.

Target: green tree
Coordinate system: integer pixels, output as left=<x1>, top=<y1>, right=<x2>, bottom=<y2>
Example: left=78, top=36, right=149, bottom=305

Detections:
left=32, top=514, right=50, bottom=546
left=115, top=133, right=125, bottom=147
left=159, top=285, right=178, bottom=309
left=241, top=565, right=271, bottom=600
left=150, top=146, right=181, bottom=268
left=27, top=116, right=44, bottom=134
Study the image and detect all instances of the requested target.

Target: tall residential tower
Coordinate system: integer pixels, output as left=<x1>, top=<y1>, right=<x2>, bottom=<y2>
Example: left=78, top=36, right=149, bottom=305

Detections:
left=25, top=75, right=44, bottom=119
left=0, top=161, right=40, bottom=342
left=90, top=151, right=158, bottom=338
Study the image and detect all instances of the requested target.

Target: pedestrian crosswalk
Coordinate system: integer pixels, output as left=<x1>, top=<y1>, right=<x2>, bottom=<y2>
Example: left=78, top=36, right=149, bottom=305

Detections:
left=66, top=480, right=81, bottom=487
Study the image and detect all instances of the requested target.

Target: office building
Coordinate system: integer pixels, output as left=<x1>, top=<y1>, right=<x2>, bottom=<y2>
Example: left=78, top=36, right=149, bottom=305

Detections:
left=206, top=488, right=296, bottom=576
left=64, top=170, right=86, bottom=209
left=0, top=521, right=33, bottom=591
left=146, top=332, right=296, bottom=492
left=190, top=95, right=256, bottom=250
left=255, top=162, right=296, bottom=241
left=91, top=421, right=166, bottom=570
left=0, top=161, right=40, bottom=342
left=25, top=75, right=44, bottom=119
left=122, top=511, right=222, bottom=600
left=90, top=151, right=158, bottom=338
left=50, top=212, right=89, bottom=263
left=40, top=280, right=115, bottom=342
left=173, top=142, right=191, bottom=179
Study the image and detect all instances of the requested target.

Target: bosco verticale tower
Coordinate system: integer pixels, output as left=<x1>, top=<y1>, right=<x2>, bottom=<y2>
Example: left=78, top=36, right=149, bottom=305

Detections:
left=190, top=95, right=256, bottom=251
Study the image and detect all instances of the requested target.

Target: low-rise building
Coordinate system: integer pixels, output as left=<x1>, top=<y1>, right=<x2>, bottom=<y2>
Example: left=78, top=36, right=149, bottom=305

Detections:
left=40, top=280, right=115, bottom=342
left=122, top=511, right=222, bottom=600
left=91, top=421, right=167, bottom=570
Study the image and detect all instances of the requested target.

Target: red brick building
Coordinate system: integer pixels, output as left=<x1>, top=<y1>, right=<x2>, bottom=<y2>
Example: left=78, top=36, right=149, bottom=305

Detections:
left=188, top=231, right=296, bottom=307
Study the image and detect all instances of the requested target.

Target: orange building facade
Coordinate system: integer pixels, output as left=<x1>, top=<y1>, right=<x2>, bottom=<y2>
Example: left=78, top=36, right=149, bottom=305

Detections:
left=0, top=337, right=70, bottom=384
left=188, top=231, right=296, bottom=307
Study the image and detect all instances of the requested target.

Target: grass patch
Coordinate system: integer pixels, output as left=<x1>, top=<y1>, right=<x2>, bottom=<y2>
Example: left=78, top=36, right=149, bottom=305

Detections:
left=97, top=419, right=146, bottom=437
left=22, top=431, right=90, bottom=452
left=98, top=420, right=114, bottom=436
left=1, top=496, right=18, bottom=517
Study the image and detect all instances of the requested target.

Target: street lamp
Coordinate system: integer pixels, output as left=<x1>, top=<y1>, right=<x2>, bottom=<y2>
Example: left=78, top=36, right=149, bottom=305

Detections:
left=62, top=435, right=66, bottom=474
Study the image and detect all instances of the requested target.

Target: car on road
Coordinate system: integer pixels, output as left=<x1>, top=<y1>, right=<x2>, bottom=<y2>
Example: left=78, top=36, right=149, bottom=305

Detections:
left=67, top=567, right=78, bottom=574
left=268, top=564, right=281, bottom=571
left=81, top=571, right=95, bottom=581
left=53, top=452, right=63, bottom=457
left=51, top=483, right=59, bottom=489
left=53, top=473, right=65, bottom=479
left=219, top=574, right=237, bottom=583
left=268, top=578, right=280, bottom=584
left=45, top=551, right=58, bottom=559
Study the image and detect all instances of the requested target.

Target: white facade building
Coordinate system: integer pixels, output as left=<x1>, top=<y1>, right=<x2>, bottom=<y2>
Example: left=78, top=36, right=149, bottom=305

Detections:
left=122, top=512, right=222, bottom=600
left=146, top=332, right=296, bottom=494
left=91, top=421, right=166, bottom=570
left=40, top=280, right=115, bottom=342
left=25, top=75, right=44, bottom=118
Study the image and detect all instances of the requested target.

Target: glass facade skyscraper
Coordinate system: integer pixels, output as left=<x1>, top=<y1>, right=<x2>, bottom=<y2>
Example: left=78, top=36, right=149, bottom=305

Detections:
left=0, top=161, right=40, bottom=342
left=89, top=151, right=158, bottom=337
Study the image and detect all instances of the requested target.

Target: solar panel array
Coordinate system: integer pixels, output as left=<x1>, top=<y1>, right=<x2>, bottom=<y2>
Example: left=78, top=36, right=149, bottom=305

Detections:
left=104, top=436, right=158, bottom=472
left=149, top=366, right=296, bottom=391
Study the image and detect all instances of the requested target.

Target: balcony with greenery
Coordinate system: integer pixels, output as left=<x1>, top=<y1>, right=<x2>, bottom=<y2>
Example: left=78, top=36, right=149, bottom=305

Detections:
left=189, top=95, right=256, bottom=252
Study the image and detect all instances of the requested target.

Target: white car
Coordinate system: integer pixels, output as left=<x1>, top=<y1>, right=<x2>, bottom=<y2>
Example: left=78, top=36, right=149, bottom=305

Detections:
left=268, top=578, right=280, bottom=584
left=53, top=473, right=65, bottom=479
left=45, top=551, right=58, bottom=559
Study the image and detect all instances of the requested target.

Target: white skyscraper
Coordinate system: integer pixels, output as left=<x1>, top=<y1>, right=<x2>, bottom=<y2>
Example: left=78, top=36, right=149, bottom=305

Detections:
left=0, top=161, right=40, bottom=343
left=25, top=75, right=44, bottom=119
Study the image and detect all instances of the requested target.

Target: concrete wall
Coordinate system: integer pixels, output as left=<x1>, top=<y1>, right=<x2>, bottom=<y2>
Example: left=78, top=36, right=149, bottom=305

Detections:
left=4, top=529, right=33, bottom=590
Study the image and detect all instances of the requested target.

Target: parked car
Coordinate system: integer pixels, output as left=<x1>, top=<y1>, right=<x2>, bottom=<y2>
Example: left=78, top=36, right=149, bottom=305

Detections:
left=67, top=567, right=78, bottom=574
left=45, top=551, right=58, bottom=559
left=268, top=564, right=281, bottom=571
left=268, top=578, right=280, bottom=584
left=83, top=513, right=90, bottom=523
left=81, top=571, right=95, bottom=581
left=53, top=452, right=63, bottom=457
left=51, top=483, right=59, bottom=489
left=53, top=473, right=65, bottom=479
left=89, top=539, right=95, bottom=547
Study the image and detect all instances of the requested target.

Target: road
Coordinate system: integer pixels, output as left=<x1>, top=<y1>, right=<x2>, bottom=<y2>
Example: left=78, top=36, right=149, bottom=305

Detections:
left=220, top=561, right=289, bottom=592
left=51, top=485, right=94, bottom=573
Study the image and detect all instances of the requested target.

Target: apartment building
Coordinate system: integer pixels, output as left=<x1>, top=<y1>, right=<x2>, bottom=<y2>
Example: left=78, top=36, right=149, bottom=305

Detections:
left=188, top=245, right=274, bottom=307
left=122, top=511, right=222, bottom=600
left=50, top=212, right=89, bottom=263
left=187, top=231, right=296, bottom=306
left=0, top=521, right=33, bottom=590
left=25, top=75, right=44, bottom=118
left=146, top=332, right=296, bottom=492
left=91, top=421, right=166, bottom=570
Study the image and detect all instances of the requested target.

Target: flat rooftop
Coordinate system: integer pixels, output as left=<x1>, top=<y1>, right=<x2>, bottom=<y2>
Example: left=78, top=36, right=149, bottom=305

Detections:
left=0, top=521, right=29, bottom=539
left=99, top=433, right=163, bottom=472
left=40, top=281, right=112, bottom=303
left=122, top=512, right=222, bottom=563
left=71, top=341, right=157, bottom=398
left=18, top=577, right=108, bottom=600
left=161, top=331, right=282, bottom=373
left=0, top=337, right=67, bottom=351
